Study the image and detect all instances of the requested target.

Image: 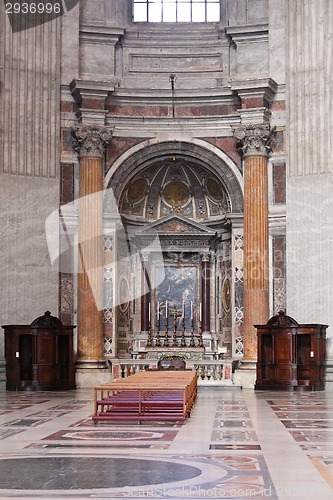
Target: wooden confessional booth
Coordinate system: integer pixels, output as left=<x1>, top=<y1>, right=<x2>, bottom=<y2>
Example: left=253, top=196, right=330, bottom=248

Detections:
left=255, top=311, right=327, bottom=391
left=3, top=311, right=75, bottom=391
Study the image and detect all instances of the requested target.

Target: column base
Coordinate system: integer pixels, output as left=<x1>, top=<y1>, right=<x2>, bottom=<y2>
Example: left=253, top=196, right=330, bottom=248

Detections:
left=0, top=358, right=6, bottom=390
left=234, top=360, right=257, bottom=389
left=75, top=359, right=111, bottom=388
left=324, top=358, right=333, bottom=391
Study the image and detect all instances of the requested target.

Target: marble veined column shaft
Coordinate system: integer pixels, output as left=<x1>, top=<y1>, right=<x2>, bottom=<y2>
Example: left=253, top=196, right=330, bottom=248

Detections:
left=74, top=126, right=112, bottom=369
left=234, top=124, right=272, bottom=361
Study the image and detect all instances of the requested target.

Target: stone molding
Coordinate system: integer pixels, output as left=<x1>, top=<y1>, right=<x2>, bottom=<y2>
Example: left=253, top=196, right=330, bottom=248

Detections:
left=73, top=125, right=113, bottom=158
left=233, top=124, right=274, bottom=157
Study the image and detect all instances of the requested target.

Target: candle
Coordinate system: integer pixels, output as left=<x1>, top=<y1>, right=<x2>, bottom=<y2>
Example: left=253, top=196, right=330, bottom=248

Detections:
left=157, top=302, right=160, bottom=320
left=199, top=303, right=202, bottom=322
left=182, top=300, right=185, bottom=318
left=148, top=303, right=151, bottom=321
left=165, top=300, right=168, bottom=318
left=190, top=301, right=193, bottom=320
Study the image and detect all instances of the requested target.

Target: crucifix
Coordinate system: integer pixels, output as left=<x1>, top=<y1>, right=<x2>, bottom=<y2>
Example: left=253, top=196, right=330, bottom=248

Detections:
left=172, top=306, right=182, bottom=347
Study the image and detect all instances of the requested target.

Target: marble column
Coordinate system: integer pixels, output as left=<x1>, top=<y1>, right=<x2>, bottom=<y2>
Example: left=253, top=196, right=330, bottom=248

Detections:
left=234, top=124, right=273, bottom=361
left=201, top=253, right=211, bottom=333
left=74, top=125, right=112, bottom=383
left=140, top=252, right=151, bottom=333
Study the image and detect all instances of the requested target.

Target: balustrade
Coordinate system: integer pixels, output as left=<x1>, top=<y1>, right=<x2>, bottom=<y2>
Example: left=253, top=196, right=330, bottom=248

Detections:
left=113, top=359, right=237, bottom=386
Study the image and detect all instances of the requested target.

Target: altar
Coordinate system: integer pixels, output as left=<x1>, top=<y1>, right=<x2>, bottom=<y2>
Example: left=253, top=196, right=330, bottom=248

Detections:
left=129, top=214, right=222, bottom=362
left=132, top=291, right=216, bottom=360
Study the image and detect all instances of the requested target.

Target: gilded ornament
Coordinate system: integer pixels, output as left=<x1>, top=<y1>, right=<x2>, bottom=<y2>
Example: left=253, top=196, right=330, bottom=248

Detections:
left=163, top=181, right=190, bottom=206
left=127, top=177, right=147, bottom=204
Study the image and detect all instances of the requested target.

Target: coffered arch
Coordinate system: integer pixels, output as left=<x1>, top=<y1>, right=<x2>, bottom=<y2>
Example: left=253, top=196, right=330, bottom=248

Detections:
left=104, top=139, right=244, bottom=219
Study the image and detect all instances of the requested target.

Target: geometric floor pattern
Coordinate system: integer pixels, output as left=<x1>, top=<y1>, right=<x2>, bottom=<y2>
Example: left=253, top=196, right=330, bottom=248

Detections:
left=1, top=389, right=333, bottom=498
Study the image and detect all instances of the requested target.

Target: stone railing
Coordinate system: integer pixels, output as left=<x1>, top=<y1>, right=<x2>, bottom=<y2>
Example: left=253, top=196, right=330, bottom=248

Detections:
left=110, top=359, right=240, bottom=387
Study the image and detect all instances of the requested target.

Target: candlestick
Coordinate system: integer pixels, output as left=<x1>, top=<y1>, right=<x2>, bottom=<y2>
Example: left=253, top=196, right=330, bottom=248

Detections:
left=190, top=308, right=195, bottom=347
left=181, top=302, right=186, bottom=347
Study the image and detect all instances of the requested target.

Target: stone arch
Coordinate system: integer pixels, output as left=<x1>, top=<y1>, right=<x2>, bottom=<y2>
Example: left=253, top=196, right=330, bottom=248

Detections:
left=105, top=139, right=243, bottom=213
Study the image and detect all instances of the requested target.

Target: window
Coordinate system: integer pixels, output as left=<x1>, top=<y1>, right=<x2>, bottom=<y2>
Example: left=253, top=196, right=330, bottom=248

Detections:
left=133, top=0, right=221, bottom=23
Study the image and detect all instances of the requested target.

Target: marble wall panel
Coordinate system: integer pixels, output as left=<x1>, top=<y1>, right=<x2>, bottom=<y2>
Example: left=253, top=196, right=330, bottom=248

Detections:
left=268, top=0, right=286, bottom=85
left=227, top=0, right=247, bottom=25
left=273, top=163, right=286, bottom=205
left=287, top=0, right=333, bottom=176
left=103, top=233, right=115, bottom=356
left=226, top=0, right=268, bottom=25
left=60, top=274, right=74, bottom=325
left=247, top=0, right=268, bottom=21
left=286, top=174, right=333, bottom=355
left=234, top=40, right=269, bottom=76
left=232, top=232, right=244, bottom=356
left=60, top=3, right=79, bottom=84
left=81, top=0, right=106, bottom=23
left=273, top=236, right=286, bottom=314
left=81, top=0, right=131, bottom=26
left=60, top=163, right=75, bottom=205
left=286, top=0, right=333, bottom=382
left=0, top=174, right=59, bottom=360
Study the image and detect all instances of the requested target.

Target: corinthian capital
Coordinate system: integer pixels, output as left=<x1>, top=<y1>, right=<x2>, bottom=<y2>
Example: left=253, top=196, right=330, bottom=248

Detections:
left=73, top=125, right=112, bottom=158
left=234, top=124, right=275, bottom=156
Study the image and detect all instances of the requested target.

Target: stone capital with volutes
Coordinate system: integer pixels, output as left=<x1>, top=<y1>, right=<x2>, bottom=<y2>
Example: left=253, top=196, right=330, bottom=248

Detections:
left=141, top=251, right=150, bottom=263
left=233, top=124, right=275, bottom=157
left=200, top=252, right=211, bottom=263
left=73, top=125, right=113, bottom=158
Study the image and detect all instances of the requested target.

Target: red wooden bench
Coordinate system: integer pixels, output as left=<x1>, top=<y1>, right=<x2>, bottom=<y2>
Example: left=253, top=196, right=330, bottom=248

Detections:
left=92, top=370, right=197, bottom=423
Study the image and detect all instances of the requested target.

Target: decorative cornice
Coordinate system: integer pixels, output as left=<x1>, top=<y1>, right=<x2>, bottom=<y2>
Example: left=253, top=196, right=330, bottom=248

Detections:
left=226, top=23, right=268, bottom=44
left=133, top=214, right=216, bottom=237
left=79, top=25, right=125, bottom=45
left=231, top=78, right=278, bottom=105
left=233, top=124, right=275, bottom=157
left=69, top=79, right=118, bottom=105
left=73, top=125, right=113, bottom=158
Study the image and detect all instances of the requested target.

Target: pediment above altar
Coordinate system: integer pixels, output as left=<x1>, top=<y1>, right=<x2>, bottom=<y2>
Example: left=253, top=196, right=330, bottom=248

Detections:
left=134, top=214, right=216, bottom=237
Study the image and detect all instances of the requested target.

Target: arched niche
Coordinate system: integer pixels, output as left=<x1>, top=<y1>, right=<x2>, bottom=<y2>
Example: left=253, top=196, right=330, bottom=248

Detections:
left=105, top=139, right=243, bottom=216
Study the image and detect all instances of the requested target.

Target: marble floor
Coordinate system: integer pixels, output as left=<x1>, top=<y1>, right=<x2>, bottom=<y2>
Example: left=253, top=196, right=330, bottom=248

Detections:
left=1, top=388, right=333, bottom=499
